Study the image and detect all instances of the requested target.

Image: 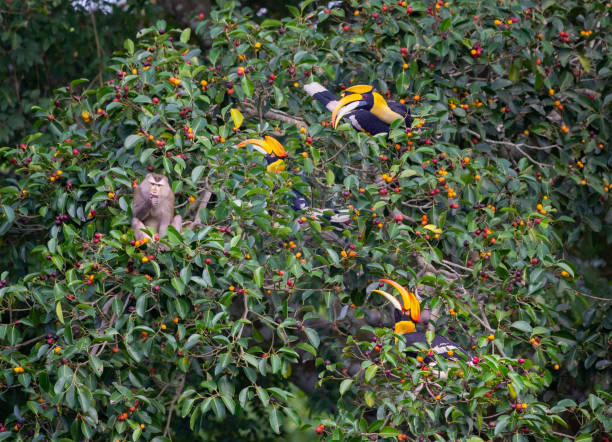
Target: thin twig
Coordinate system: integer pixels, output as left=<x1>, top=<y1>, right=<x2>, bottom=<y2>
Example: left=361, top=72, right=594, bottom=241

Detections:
left=236, top=291, right=250, bottom=345
left=466, top=129, right=559, bottom=151
left=241, top=103, right=307, bottom=128
left=8, top=334, right=46, bottom=349
left=89, top=11, right=103, bottom=87
left=163, top=374, right=186, bottom=438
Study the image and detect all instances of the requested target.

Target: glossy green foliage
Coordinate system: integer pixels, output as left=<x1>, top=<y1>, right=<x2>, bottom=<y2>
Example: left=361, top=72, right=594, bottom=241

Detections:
left=0, top=0, right=610, bottom=441
left=0, top=0, right=164, bottom=145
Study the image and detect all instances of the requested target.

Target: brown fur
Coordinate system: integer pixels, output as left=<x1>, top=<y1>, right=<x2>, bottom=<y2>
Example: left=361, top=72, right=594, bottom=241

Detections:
left=131, top=174, right=182, bottom=250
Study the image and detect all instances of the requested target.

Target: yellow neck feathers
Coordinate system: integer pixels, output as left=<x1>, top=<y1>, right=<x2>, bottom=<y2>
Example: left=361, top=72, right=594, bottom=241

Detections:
left=394, top=320, right=416, bottom=335
left=370, top=92, right=403, bottom=124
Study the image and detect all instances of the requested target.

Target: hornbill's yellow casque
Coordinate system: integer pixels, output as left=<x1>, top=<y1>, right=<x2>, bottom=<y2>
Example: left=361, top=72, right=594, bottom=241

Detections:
left=303, top=83, right=412, bottom=135
left=236, top=136, right=288, bottom=174
left=234, top=137, right=350, bottom=224
left=372, top=279, right=468, bottom=365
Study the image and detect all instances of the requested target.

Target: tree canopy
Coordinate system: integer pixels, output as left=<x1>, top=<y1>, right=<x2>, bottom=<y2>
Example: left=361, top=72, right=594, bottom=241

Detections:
left=0, top=0, right=610, bottom=441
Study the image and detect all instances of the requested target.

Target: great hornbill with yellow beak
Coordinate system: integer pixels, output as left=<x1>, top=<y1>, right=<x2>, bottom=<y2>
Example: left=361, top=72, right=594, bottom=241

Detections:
left=303, top=83, right=412, bottom=135
left=234, top=136, right=350, bottom=224
left=236, top=136, right=288, bottom=174
left=372, top=279, right=468, bottom=364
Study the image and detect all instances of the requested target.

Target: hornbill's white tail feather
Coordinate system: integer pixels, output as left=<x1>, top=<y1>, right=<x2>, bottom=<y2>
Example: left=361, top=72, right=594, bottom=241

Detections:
left=303, top=82, right=339, bottom=112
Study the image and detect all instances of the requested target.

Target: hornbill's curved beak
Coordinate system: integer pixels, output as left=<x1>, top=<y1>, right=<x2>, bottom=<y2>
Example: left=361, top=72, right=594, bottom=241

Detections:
left=236, top=138, right=274, bottom=156
left=372, top=279, right=421, bottom=336
left=343, top=85, right=374, bottom=95
left=235, top=137, right=288, bottom=173
left=331, top=94, right=368, bottom=129
left=372, top=278, right=421, bottom=323
left=263, top=136, right=288, bottom=158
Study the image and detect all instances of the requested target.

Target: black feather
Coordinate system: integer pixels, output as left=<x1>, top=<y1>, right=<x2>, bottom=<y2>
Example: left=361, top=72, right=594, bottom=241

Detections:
left=402, top=331, right=469, bottom=362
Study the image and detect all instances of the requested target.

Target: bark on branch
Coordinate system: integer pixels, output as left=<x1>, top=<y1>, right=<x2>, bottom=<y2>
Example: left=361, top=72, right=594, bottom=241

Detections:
left=241, top=102, right=307, bottom=128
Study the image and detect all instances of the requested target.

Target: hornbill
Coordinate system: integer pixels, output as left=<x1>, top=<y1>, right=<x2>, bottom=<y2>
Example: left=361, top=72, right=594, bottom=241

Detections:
left=236, top=136, right=288, bottom=174
left=303, top=83, right=412, bottom=135
left=234, top=136, right=350, bottom=225
left=371, top=279, right=469, bottom=366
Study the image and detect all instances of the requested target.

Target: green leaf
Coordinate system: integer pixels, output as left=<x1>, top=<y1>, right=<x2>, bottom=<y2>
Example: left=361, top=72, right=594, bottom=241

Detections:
left=212, top=398, right=226, bottom=419
left=511, top=321, right=532, bottom=333
left=326, top=169, right=335, bottom=186
left=56, top=302, right=64, bottom=324
left=181, top=398, right=196, bottom=417
left=242, top=76, right=254, bottom=97
left=339, top=379, right=353, bottom=396
left=254, top=266, right=264, bottom=287
left=440, top=17, right=451, bottom=32
left=256, top=386, right=269, bottom=406
left=260, top=19, right=283, bottom=27
left=124, top=39, right=134, bottom=55
left=89, top=354, right=103, bottom=377
left=132, top=426, right=142, bottom=441
left=379, top=427, right=399, bottom=437
left=221, top=394, right=236, bottom=415
left=557, top=261, right=575, bottom=278
left=192, top=165, right=205, bottom=183
left=269, top=407, right=281, bottom=434
left=365, top=364, right=378, bottom=383
left=364, top=390, right=375, bottom=407
left=508, top=61, right=521, bottom=82
left=453, top=107, right=466, bottom=117
left=304, top=327, right=320, bottom=348
left=124, top=134, right=142, bottom=149
left=578, top=55, right=590, bottom=73
left=494, top=416, right=509, bottom=436
left=180, top=28, right=191, bottom=43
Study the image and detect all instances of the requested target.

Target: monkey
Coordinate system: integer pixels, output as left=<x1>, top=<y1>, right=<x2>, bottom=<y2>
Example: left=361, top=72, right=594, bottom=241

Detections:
left=131, top=173, right=182, bottom=250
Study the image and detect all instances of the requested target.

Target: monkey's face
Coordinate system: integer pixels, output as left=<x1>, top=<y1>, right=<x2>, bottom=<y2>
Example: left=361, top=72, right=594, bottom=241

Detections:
left=146, top=175, right=168, bottom=205
left=149, top=182, right=161, bottom=196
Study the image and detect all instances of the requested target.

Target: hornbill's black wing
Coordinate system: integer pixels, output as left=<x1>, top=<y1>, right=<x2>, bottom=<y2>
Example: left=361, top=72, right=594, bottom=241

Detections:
left=304, top=82, right=380, bottom=133
left=347, top=110, right=391, bottom=135
left=388, top=102, right=413, bottom=127
left=403, top=331, right=469, bottom=362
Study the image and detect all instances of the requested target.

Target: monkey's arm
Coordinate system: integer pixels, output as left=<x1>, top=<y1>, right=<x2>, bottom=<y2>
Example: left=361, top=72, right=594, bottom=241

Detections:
left=132, top=194, right=153, bottom=220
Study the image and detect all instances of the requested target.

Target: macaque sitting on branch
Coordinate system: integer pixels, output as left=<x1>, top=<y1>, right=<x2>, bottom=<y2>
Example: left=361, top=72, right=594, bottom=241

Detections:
left=131, top=173, right=182, bottom=250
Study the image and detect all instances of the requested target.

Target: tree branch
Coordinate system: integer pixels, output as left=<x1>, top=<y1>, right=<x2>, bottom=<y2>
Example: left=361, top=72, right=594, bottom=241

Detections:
left=465, top=129, right=554, bottom=167
left=241, top=103, right=307, bottom=128
left=164, top=373, right=186, bottom=438
left=89, top=11, right=103, bottom=87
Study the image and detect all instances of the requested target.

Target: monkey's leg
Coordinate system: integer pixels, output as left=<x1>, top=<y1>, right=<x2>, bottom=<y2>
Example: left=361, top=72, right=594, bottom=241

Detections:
left=171, top=215, right=183, bottom=233
left=157, top=215, right=182, bottom=251
left=131, top=218, right=152, bottom=242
